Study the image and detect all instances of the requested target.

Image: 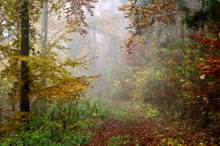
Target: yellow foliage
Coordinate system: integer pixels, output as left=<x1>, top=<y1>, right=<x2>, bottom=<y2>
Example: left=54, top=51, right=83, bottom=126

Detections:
left=119, top=0, right=176, bottom=48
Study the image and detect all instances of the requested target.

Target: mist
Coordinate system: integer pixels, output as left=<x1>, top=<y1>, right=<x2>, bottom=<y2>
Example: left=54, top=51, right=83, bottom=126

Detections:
left=67, top=0, right=129, bottom=96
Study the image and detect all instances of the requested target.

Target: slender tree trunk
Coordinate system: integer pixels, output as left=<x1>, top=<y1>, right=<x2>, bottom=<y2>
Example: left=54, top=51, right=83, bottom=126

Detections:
left=20, top=0, right=30, bottom=113
left=41, top=0, right=48, bottom=85
left=37, top=0, right=48, bottom=114
left=42, top=1, right=48, bottom=51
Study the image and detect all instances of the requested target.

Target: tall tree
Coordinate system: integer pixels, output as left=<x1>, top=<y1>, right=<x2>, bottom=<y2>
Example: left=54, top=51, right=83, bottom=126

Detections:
left=20, top=0, right=30, bottom=113
left=40, top=0, right=48, bottom=86
left=0, top=0, right=99, bottom=122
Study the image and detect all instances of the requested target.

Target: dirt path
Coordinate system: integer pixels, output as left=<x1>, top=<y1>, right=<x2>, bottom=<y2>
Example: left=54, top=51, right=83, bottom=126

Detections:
left=90, top=118, right=163, bottom=146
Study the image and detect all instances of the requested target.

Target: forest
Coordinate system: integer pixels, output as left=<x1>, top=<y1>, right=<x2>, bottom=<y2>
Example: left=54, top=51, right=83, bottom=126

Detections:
left=0, top=0, right=219, bottom=145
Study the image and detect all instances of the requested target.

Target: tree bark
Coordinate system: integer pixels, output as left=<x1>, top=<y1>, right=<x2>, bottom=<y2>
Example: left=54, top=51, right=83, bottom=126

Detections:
left=41, top=0, right=48, bottom=86
left=36, top=0, right=48, bottom=114
left=20, top=0, right=30, bottom=113
left=41, top=1, right=48, bottom=52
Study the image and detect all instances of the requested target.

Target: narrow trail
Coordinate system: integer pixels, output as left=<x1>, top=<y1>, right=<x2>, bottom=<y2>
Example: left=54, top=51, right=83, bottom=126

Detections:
left=90, top=118, right=163, bottom=146
left=89, top=98, right=166, bottom=146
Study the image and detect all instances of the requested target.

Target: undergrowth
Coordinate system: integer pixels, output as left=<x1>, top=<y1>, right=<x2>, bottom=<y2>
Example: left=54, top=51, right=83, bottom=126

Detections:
left=0, top=96, right=218, bottom=145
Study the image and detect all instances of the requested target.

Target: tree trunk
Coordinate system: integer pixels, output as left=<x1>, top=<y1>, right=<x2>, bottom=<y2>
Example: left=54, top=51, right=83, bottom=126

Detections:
left=41, top=1, right=48, bottom=52
left=20, top=0, right=30, bottom=113
left=36, top=0, right=48, bottom=114
left=41, top=0, right=48, bottom=86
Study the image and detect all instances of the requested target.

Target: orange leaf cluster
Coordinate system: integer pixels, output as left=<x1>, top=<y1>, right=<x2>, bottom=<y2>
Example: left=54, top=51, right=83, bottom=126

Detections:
left=187, top=35, right=220, bottom=75
left=187, top=36, right=220, bottom=49
left=196, top=59, right=220, bottom=75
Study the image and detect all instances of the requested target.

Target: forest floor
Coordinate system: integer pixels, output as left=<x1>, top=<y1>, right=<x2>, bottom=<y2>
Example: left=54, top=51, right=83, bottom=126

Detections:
left=89, top=118, right=163, bottom=146
left=87, top=97, right=219, bottom=146
left=1, top=97, right=217, bottom=145
left=89, top=98, right=167, bottom=146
